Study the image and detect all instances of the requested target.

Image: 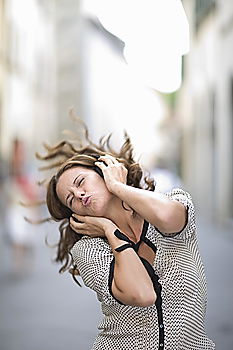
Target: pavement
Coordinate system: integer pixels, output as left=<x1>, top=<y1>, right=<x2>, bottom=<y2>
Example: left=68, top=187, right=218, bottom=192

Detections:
left=197, top=217, right=233, bottom=350
left=0, top=218, right=232, bottom=350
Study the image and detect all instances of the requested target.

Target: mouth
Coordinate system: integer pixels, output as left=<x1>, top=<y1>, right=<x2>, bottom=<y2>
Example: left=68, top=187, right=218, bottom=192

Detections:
left=82, top=196, right=91, bottom=207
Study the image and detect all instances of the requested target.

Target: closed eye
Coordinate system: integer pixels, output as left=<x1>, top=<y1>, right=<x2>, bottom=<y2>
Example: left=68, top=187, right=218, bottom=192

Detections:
left=69, top=196, right=74, bottom=207
left=68, top=178, right=84, bottom=207
left=77, top=178, right=84, bottom=186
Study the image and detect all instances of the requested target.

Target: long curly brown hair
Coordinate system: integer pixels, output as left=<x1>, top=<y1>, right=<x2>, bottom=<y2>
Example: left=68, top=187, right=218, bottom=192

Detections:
left=37, top=119, right=155, bottom=284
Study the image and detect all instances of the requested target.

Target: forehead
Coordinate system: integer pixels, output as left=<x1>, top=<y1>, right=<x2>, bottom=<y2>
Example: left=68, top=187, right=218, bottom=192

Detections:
left=58, top=166, right=93, bottom=183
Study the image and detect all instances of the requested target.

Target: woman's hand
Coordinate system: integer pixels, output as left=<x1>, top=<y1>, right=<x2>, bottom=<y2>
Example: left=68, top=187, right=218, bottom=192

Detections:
left=70, top=214, right=117, bottom=238
left=95, top=155, right=128, bottom=193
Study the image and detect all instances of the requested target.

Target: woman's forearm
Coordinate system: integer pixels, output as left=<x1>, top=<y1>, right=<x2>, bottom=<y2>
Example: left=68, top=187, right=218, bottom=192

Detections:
left=110, top=182, right=186, bottom=234
left=104, top=226, right=156, bottom=307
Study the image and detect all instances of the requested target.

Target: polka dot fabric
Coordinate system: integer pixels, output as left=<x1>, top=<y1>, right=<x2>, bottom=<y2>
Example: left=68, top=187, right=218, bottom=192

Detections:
left=71, top=189, right=215, bottom=349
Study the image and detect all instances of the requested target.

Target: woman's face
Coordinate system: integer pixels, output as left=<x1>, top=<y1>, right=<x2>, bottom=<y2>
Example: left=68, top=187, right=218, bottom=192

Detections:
left=56, top=166, right=114, bottom=216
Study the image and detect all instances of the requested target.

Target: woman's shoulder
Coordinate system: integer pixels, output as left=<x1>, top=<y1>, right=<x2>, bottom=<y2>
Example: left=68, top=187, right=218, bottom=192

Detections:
left=70, top=236, right=111, bottom=255
left=70, top=236, right=113, bottom=270
left=153, top=187, right=196, bottom=239
left=164, top=187, right=193, bottom=200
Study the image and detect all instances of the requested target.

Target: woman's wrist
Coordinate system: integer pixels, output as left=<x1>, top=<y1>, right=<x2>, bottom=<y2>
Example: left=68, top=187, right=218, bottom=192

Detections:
left=108, top=180, right=124, bottom=196
left=102, top=220, right=118, bottom=237
left=104, top=226, right=133, bottom=254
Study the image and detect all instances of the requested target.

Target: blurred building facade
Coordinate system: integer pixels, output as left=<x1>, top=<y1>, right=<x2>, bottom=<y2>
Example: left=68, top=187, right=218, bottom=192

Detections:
left=0, top=0, right=177, bottom=174
left=0, top=0, right=6, bottom=153
left=55, top=0, right=83, bottom=132
left=177, top=0, right=233, bottom=225
left=0, top=0, right=57, bottom=169
left=4, top=0, right=227, bottom=206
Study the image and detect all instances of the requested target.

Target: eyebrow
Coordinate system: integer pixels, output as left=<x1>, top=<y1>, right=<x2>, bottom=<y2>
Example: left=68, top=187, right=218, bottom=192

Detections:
left=65, top=174, right=82, bottom=206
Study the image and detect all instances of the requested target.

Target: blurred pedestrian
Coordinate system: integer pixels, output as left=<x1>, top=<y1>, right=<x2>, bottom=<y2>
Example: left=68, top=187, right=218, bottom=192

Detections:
left=6, top=139, right=38, bottom=277
left=0, top=156, right=8, bottom=263
left=37, top=123, right=215, bottom=349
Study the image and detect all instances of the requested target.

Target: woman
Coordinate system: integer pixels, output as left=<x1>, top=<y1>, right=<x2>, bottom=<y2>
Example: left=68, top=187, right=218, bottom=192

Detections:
left=38, top=129, right=215, bottom=350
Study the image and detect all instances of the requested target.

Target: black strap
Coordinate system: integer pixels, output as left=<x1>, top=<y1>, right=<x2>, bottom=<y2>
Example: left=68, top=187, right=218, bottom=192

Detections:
left=110, top=228, right=164, bottom=349
left=114, top=229, right=134, bottom=243
left=114, top=229, right=136, bottom=252
left=115, top=243, right=134, bottom=252
left=140, top=257, right=164, bottom=350
left=142, top=236, right=158, bottom=254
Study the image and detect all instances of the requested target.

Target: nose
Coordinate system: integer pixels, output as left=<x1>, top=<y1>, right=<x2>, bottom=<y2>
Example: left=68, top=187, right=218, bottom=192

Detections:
left=73, top=188, right=85, bottom=200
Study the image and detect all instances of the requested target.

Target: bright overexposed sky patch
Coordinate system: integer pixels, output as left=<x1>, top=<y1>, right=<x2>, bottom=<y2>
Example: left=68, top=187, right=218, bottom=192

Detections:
left=81, top=0, right=189, bottom=93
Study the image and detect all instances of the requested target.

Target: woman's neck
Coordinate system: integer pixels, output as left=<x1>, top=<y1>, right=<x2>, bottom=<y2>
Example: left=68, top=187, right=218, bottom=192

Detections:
left=106, top=198, right=144, bottom=243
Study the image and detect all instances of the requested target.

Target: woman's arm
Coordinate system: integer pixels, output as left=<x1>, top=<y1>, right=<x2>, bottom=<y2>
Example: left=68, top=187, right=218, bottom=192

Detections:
left=96, top=156, right=186, bottom=234
left=104, top=224, right=156, bottom=307
left=70, top=215, right=156, bottom=307
left=110, top=183, right=186, bottom=234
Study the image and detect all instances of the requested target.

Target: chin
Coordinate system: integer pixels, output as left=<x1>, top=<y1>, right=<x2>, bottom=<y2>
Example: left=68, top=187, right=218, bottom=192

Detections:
left=90, top=196, right=113, bottom=217
left=91, top=205, right=108, bottom=218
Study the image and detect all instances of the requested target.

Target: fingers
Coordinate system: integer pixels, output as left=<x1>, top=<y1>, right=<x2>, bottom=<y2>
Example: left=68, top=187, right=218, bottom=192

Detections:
left=98, top=154, right=118, bottom=165
left=70, top=214, right=108, bottom=238
left=70, top=215, right=87, bottom=234
left=72, top=214, right=85, bottom=222
left=70, top=214, right=96, bottom=233
left=94, top=161, right=107, bottom=170
left=95, top=155, right=122, bottom=171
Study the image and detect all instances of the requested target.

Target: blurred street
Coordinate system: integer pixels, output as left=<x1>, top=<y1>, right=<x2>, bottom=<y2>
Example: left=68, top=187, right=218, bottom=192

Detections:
left=0, top=222, right=102, bottom=350
left=198, top=218, right=233, bottom=350
left=0, top=218, right=232, bottom=350
left=0, top=1, right=233, bottom=350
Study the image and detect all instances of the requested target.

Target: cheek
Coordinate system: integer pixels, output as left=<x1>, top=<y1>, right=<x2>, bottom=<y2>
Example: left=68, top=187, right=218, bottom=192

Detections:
left=85, top=193, right=107, bottom=215
left=93, top=191, right=113, bottom=211
left=72, top=205, right=85, bottom=215
left=56, top=186, right=65, bottom=205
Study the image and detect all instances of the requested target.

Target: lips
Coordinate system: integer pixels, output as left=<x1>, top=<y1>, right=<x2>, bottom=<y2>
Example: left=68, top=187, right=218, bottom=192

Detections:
left=82, top=196, right=91, bottom=207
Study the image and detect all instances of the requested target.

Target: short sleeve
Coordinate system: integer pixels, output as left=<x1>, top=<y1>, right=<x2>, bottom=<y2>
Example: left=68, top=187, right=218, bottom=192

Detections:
left=70, top=236, right=114, bottom=304
left=164, top=188, right=196, bottom=239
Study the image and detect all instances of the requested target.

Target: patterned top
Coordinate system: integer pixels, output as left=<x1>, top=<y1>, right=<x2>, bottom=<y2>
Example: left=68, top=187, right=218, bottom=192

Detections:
left=71, top=189, right=215, bottom=350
